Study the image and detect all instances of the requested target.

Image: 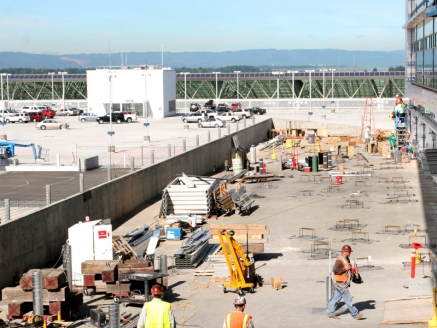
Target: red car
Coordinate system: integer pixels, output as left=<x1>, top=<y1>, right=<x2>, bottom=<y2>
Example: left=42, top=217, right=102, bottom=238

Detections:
left=27, top=111, right=44, bottom=122
left=231, top=103, right=241, bottom=109
left=41, top=106, right=56, bottom=118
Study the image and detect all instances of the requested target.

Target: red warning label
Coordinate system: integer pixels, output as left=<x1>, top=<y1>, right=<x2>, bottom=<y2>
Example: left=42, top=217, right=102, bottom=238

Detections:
left=98, top=230, right=107, bottom=239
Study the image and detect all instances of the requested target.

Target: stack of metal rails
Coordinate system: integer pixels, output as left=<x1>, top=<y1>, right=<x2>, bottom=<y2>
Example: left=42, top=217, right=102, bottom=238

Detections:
left=174, top=229, right=219, bottom=269
left=162, top=174, right=220, bottom=218
left=216, top=186, right=255, bottom=215
left=259, top=135, right=285, bottom=151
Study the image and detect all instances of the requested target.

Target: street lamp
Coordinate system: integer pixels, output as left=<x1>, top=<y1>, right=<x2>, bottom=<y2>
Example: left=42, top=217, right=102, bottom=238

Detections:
left=305, top=70, right=315, bottom=114
left=320, top=69, right=328, bottom=119
left=212, top=72, right=221, bottom=102
left=58, top=72, right=68, bottom=124
left=234, top=71, right=241, bottom=101
left=329, top=69, right=336, bottom=113
left=141, top=72, right=151, bottom=141
left=0, top=73, right=7, bottom=140
left=272, top=71, right=284, bottom=118
left=6, top=74, right=11, bottom=104
left=181, top=72, right=190, bottom=114
left=288, top=70, right=299, bottom=119
left=48, top=72, right=55, bottom=101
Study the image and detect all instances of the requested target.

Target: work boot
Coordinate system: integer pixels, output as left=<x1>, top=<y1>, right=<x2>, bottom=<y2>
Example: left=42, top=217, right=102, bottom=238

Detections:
left=328, top=315, right=340, bottom=320
left=354, top=312, right=364, bottom=320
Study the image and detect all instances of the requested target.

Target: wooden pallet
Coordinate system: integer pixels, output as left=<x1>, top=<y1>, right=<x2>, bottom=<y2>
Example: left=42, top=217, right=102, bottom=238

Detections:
left=112, top=236, right=137, bottom=259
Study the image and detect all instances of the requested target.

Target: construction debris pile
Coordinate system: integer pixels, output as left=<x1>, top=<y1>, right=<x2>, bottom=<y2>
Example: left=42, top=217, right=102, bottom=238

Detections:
left=215, top=184, right=255, bottom=215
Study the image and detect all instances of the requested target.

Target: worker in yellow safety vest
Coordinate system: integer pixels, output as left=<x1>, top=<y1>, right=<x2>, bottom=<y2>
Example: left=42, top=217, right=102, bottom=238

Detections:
left=223, top=296, right=254, bottom=328
left=136, top=285, right=175, bottom=328
left=327, top=245, right=364, bottom=320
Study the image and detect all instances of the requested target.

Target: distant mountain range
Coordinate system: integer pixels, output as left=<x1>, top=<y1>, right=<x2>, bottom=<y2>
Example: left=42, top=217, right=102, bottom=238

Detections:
left=0, top=49, right=404, bottom=69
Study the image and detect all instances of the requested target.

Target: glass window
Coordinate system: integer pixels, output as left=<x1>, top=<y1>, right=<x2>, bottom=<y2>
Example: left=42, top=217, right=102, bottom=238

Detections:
left=417, top=21, right=424, bottom=40
left=425, top=19, right=433, bottom=37
left=425, top=50, right=433, bottom=75
left=417, top=51, right=424, bottom=75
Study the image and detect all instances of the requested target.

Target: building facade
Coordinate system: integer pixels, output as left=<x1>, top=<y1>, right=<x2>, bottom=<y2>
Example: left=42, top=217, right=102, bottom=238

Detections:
left=405, top=0, right=437, bottom=149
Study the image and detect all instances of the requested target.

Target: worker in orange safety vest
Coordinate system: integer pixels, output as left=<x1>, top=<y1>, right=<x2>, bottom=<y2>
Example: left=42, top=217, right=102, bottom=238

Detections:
left=327, top=245, right=364, bottom=320
left=136, top=285, right=175, bottom=328
left=223, top=296, right=254, bottom=328
left=395, top=94, right=403, bottom=106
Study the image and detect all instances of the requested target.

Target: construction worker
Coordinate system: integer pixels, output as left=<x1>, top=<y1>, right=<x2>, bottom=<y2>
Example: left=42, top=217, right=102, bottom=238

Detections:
left=364, top=125, right=371, bottom=151
left=395, top=94, right=403, bottom=106
left=327, top=245, right=364, bottom=320
left=137, top=285, right=175, bottom=328
left=389, top=131, right=397, bottom=153
left=223, top=296, right=254, bottom=328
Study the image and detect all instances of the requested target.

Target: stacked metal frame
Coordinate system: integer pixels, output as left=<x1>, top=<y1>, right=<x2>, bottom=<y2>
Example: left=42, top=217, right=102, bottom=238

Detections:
left=162, top=174, right=220, bottom=217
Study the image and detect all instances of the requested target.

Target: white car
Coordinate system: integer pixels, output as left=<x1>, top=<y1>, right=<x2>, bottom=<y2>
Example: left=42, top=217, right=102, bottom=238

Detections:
left=35, top=119, right=69, bottom=130
left=198, top=117, right=226, bottom=128
left=5, top=113, right=30, bottom=123
left=56, top=108, right=77, bottom=116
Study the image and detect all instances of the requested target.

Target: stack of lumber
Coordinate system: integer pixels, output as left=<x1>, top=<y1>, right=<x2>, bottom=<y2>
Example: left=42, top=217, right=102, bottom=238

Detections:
left=2, top=268, right=82, bottom=320
left=80, top=259, right=167, bottom=296
left=208, top=224, right=268, bottom=254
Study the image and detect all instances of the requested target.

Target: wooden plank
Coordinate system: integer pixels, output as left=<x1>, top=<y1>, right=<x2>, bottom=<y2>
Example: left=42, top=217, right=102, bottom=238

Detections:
left=211, top=234, right=263, bottom=240
left=209, top=238, right=267, bottom=244
left=2, top=286, right=70, bottom=302
left=81, top=260, right=119, bottom=274
left=211, top=243, right=264, bottom=254
left=208, top=229, right=269, bottom=235
left=209, top=224, right=266, bottom=230
left=118, top=259, right=150, bottom=269
left=381, top=297, right=431, bottom=325
left=106, top=282, right=132, bottom=294
left=20, top=269, right=67, bottom=291
left=102, top=263, right=118, bottom=283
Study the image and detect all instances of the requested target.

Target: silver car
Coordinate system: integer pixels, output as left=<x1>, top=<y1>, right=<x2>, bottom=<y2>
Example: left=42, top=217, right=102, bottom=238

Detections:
left=182, top=112, right=205, bottom=123
left=5, top=113, right=30, bottom=123
left=198, top=117, right=226, bottom=128
left=78, top=113, right=98, bottom=122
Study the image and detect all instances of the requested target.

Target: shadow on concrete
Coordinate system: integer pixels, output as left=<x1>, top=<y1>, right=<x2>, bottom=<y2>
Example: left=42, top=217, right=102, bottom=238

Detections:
left=336, top=299, right=376, bottom=315
left=254, top=253, right=283, bottom=261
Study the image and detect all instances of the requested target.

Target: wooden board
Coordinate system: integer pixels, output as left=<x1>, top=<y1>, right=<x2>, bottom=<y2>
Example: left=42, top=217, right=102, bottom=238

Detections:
left=2, top=286, right=70, bottom=302
left=81, top=260, right=119, bottom=274
left=381, top=297, right=432, bottom=325
left=102, top=263, right=118, bottom=283
left=209, top=224, right=266, bottom=230
left=211, top=234, right=263, bottom=240
left=208, top=229, right=269, bottom=235
left=19, top=269, right=67, bottom=291
left=209, top=242, right=264, bottom=254
left=106, top=282, right=132, bottom=294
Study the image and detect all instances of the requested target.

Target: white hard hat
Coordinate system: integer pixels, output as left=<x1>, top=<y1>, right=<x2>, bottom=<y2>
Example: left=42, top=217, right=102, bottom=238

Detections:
left=391, top=130, right=395, bottom=134
left=234, top=296, right=246, bottom=305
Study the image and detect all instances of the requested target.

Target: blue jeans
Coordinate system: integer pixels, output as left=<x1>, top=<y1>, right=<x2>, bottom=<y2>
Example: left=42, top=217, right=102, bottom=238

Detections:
left=327, top=287, right=359, bottom=318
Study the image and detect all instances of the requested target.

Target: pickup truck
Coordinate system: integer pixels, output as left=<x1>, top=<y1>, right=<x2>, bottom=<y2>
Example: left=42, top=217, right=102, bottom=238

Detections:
left=217, top=112, right=242, bottom=123
left=198, top=109, right=216, bottom=118
left=114, top=111, right=137, bottom=123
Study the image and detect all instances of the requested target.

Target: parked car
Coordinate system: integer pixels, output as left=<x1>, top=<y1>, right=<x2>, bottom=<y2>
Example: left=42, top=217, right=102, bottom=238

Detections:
left=190, top=103, right=202, bottom=112
left=35, top=119, right=69, bottom=130
left=114, top=111, right=137, bottom=123
left=5, top=113, right=30, bottom=123
left=0, top=109, right=15, bottom=117
left=250, top=107, right=266, bottom=115
left=78, top=113, right=98, bottom=122
left=69, top=107, right=83, bottom=115
left=41, top=107, right=56, bottom=118
left=57, top=108, right=77, bottom=116
left=231, top=108, right=253, bottom=118
left=197, top=109, right=216, bottom=119
left=181, top=112, right=205, bottom=123
left=96, top=112, right=125, bottom=124
left=218, top=112, right=241, bottom=123
left=21, top=106, right=41, bottom=113
left=203, top=99, right=216, bottom=109
left=198, top=117, right=226, bottom=128
left=27, top=111, right=44, bottom=122
left=231, top=103, right=241, bottom=110
left=214, top=106, right=230, bottom=114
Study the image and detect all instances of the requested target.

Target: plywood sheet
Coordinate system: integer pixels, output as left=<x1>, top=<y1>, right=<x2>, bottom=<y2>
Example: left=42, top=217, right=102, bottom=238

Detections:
left=381, top=297, right=432, bottom=325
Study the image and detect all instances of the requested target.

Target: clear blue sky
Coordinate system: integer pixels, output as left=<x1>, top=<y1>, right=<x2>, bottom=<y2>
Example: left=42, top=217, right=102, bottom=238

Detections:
left=0, top=0, right=405, bottom=54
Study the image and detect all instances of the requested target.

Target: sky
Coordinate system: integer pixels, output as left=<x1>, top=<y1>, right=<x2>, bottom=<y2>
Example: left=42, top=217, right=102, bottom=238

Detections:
left=0, top=0, right=406, bottom=55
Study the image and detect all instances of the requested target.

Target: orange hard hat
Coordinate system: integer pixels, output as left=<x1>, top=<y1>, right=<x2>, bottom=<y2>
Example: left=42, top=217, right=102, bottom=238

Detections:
left=151, top=285, right=163, bottom=295
left=342, top=245, right=353, bottom=253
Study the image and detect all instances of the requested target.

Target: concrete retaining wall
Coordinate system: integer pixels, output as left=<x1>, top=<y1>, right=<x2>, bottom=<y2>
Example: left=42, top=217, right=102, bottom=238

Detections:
left=0, top=119, right=272, bottom=294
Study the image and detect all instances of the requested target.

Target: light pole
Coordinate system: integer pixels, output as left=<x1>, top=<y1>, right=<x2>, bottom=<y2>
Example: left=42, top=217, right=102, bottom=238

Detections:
left=48, top=72, right=55, bottom=101
left=58, top=72, right=68, bottom=124
left=305, top=70, right=315, bottom=114
left=212, top=72, right=221, bottom=102
left=288, top=70, right=299, bottom=119
left=272, top=71, right=284, bottom=118
left=6, top=74, right=11, bottom=104
left=142, top=72, right=151, bottom=141
left=234, top=71, right=241, bottom=101
left=0, top=73, right=6, bottom=140
left=181, top=72, right=190, bottom=114
left=320, top=69, right=328, bottom=119
left=329, top=69, right=336, bottom=113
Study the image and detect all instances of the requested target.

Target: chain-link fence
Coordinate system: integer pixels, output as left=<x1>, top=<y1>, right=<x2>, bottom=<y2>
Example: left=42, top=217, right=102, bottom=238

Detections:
left=0, top=117, right=257, bottom=223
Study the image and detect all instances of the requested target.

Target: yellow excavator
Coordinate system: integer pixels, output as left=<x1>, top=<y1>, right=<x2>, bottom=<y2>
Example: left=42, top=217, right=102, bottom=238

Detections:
left=217, top=230, right=263, bottom=296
